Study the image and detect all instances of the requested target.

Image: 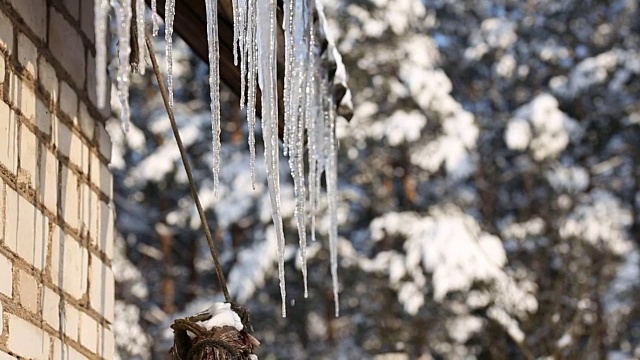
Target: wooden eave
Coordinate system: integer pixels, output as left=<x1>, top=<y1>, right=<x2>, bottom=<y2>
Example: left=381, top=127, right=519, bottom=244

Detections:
left=145, top=0, right=286, bottom=134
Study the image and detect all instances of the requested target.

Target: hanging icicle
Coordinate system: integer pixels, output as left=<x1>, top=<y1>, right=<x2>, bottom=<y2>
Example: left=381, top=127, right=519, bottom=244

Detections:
left=97, top=0, right=349, bottom=319
left=165, top=0, right=176, bottom=108
left=94, top=0, right=110, bottom=110
left=135, top=0, right=146, bottom=75
left=257, top=0, right=288, bottom=318
left=113, top=0, right=132, bottom=131
left=205, top=0, right=222, bottom=198
left=151, top=0, right=159, bottom=36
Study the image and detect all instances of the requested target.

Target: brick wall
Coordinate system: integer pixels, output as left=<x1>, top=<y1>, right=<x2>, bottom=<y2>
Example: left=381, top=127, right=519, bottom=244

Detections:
left=0, top=0, right=115, bottom=358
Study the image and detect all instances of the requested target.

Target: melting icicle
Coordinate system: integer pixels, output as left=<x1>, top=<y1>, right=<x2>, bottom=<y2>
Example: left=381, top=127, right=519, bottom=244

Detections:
left=113, top=0, right=132, bottom=131
left=245, top=0, right=258, bottom=188
left=326, top=96, right=340, bottom=317
left=135, top=0, right=146, bottom=75
left=165, top=0, right=176, bottom=108
left=205, top=0, right=222, bottom=198
left=257, top=0, right=287, bottom=318
left=94, top=0, right=110, bottom=109
left=281, top=0, right=294, bottom=156
left=151, top=0, right=159, bottom=36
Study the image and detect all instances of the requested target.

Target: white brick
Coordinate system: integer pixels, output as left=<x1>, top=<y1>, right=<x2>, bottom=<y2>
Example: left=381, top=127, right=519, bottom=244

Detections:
left=0, top=252, right=12, bottom=296
left=9, top=0, right=46, bottom=40
left=0, top=56, right=5, bottom=84
left=53, top=337, right=87, bottom=360
left=18, top=269, right=39, bottom=313
left=60, top=165, right=79, bottom=229
left=80, top=1, right=95, bottom=42
left=5, top=191, right=49, bottom=270
left=38, top=144, right=58, bottom=212
left=98, top=201, right=114, bottom=259
left=35, top=99, right=52, bottom=136
left=18, top=127, right=38, bottom=186
left=7, top=314, right=50, bottom=359
left=80, top=184, right=98, bottom=239
left=8, top=73, right=37, bottom=121
left=98, top=327, right=115, bottom=359
left=49, top=8, right=85, bottom=87
left=17, top=32, right=37, bottom=78
left=97, top=123, right=112, bottom=162
left=51, top=230, right=87, bottom=298
left=0, top=11, right=13, bottom=53
left=78, top=102, right=95, bottom=140
left=90, top=256, right=114, bottom=322
left=63, top=0, right=80, bottom=20
left=38, top=57, right=59, bottom=101
left=54, top=121, right=72, bottom=159
left=0, top=102, right=19, bottom=174
left=63, top=302, right=80, bottom=340
left=60, top=81, right=78, bottom=122
left=42, top=286, right=61, bottom=329
left=79, top=312, right=98, bottom=352
left=100, top=162, right=112, bottom=198
left=69, top=132, right=89, bottom=174
left=0, top=178, right=4, bottom=242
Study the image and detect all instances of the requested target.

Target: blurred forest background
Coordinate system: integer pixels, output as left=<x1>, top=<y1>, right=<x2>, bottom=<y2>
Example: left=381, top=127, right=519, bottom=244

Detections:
left=107, top=0, right=640, bottom=358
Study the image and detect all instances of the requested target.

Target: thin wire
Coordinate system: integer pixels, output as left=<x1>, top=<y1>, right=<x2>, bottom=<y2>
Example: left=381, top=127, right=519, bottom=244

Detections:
left=145, top=31, right=232, bottom=303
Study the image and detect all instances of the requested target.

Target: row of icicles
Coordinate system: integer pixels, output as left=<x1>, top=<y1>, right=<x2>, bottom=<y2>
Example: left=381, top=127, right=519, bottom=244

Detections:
left=94, top=0, right=340, bottom=317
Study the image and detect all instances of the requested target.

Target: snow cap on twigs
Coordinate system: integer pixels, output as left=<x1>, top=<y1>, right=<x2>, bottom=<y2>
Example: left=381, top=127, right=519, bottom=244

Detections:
left=169, top=302, right=260, bottom=360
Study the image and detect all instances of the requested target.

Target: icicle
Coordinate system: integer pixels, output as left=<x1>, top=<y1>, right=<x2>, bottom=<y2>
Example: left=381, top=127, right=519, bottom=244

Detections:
left=165, top=0, right=176, bottom=108
left=257, top=0, right=287, bottom=317
left=135, top=0, right=146, bottom=75
left=326, top=98, right=340, bottom=317
left=282, top=0, right=294, bottom=156
left=205, top=0, right=222, bottom=198
left=151, top=0, right=159, bottom=36
left=113, top=0, right=132, bottom=131
left=94, top=0, right=110, bottom=109
left=246, top=0, right=258, bottom=188
left=237, top=0, right=248, bottom=108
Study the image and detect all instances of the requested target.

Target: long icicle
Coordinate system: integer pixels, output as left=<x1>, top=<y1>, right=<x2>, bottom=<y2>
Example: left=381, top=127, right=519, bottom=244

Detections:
left=151, top=0, right=159, bottom=36
left=135, top=0, right=146, bottom=75
left=94, top=0, right=110, bottom=109
left=257, top=0, right=287, bottom=317
left=246, top=0, right=258, bottom=188
left=165, top=0, right=176, bottom=107
left=113, top=0, right=132, bottom=131
left=205, top=0, right=222, bottom=198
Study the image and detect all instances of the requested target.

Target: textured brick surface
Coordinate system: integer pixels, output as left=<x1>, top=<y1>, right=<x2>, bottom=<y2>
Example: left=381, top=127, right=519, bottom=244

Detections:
left=18, top=269, right=39, bottom=312
left=90, top=255, right=114, bottom=322
left=60, top=165, right=79, bottom=230
left=0, top=102, right=18, bottom=173
left=8, top=74, right=37, bottom=122
left=7, top=314, right=50, bottom=359
left=49, top=8, right=85, bottom=87
left=60, top=81, right=78, bottom=123
left=9, top=0, right=46, bottom=40
left=5, top=191, right=49, bottom=270
left=38, top=144, right=58, bottom=212
left=0, top=252, right=12, bottom=296
left=17, top=32, right=38, bottom=78
left=38, top=56, right=59, bottom=100
left=19, top=127, right=38, bottom=186
left=63, top=0, right=80, bottom=20
left=80, top=1, right=95, bottom=42
left=0, top=11, right=13, bottom=53
left=51, top=230, right=88, bottom=298
left=2, top=3, right=115, bottom=358
left=80, top=312, right=98, bottom=352
left=42, top=285, right=61, bottom=329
